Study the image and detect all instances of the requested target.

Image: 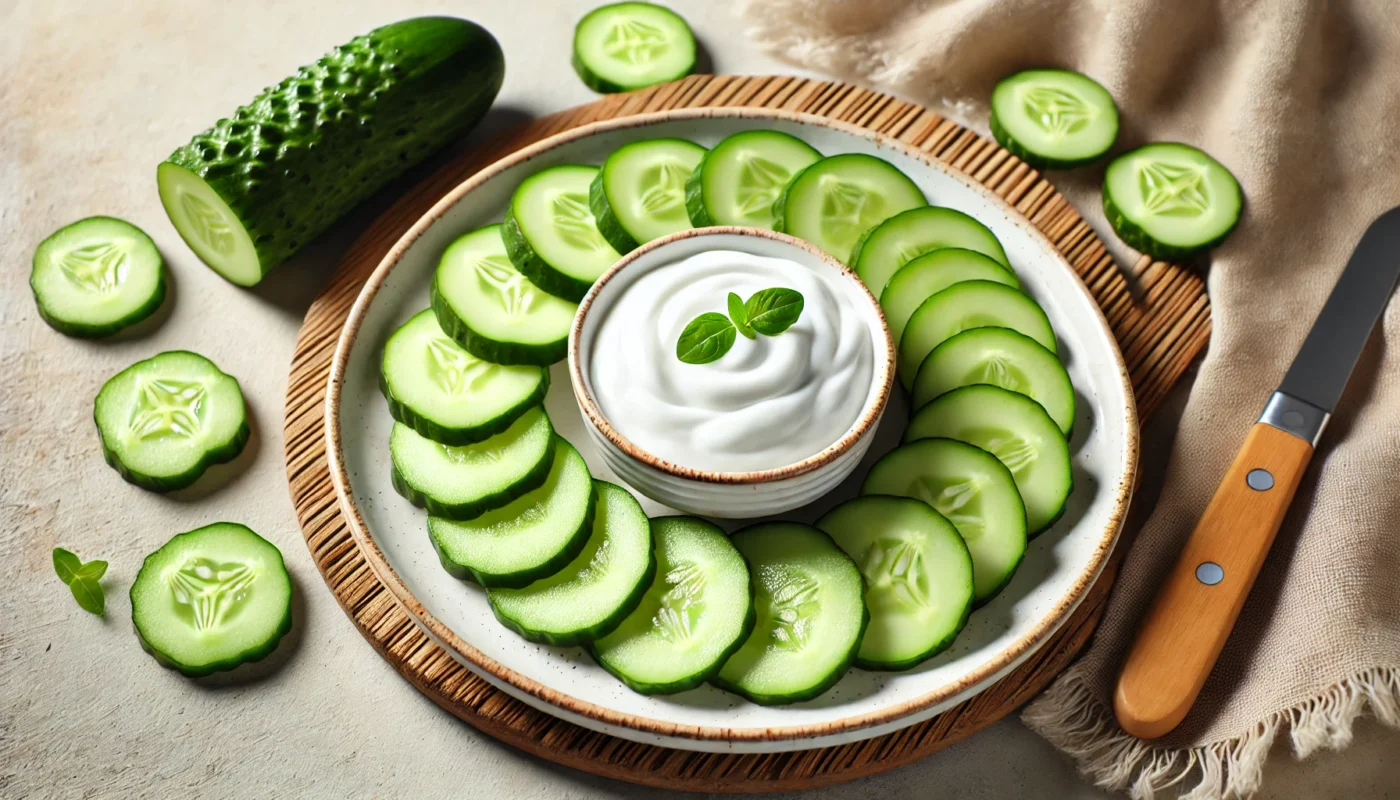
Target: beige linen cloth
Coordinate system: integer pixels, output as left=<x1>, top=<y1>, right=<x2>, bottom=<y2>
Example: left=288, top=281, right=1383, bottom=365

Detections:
left=737, top=0, right=1400, bottom=797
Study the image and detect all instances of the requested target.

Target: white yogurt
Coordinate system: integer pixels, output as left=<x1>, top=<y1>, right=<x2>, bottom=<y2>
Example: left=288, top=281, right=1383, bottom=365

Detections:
left=589, top=249, right=875, bottom=473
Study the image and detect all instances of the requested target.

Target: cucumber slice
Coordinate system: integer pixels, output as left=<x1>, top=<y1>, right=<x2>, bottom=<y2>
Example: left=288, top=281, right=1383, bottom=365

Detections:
left=428, top=437, right=595, bottom=588
left=432, top=225, right=578, bottom=366
left=989, top=69, right=1119, bottom=169
left=686, top=131, right=822, bottom=229
left=774, top=154, right=926, bottom=264
left=816, top=496, right=974, bottom=669
left=130, top=522, right=292, bottom=677
left=851, top=206, right=1011, bottom=296
left=912, top=327, right=1075, bottom=436
left=590, top=517, right=754, bottom=695
left=94, top=351, right=250, bottom=492
left=572, top=2, right=697, bottom=94
left=904, top=385, right=1072, bottom=535
left=381, top=308, right=548, bottom=444
left=713, top=523, right=867, bottom=705
left=898, top=280, right=1057, bottom=389
left=158, top=18, right=503, bottom=285
left=591, top=138, right=706, bottom=253
left=880, top=248, right=1021, bottom=347
left=862, top=439, right=1028, bottom=604
left=1104, top=142, right=1243, bottom=260
left=504, top=165, right=622, bottom=302
left=390, top=407, right=555, bottom=520
left=30, top=216, right=167, bottom=338
left=489, top=481, right=656, bottom=646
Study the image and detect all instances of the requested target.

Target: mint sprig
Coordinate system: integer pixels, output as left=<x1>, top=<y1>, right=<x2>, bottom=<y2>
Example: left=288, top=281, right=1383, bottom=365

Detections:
left=53, top=547, right=107, bottom=617
left=676, top=286, right=806, bottom=365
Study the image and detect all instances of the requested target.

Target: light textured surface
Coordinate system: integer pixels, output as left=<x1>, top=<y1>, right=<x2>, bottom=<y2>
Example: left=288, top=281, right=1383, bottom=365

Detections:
left=738, top=0, right=1400, bottom=797
left=1, top=1, right=1397, bottom=798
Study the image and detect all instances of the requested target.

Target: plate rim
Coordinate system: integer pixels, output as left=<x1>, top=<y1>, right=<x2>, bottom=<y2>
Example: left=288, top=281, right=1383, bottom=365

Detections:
left=324, top=106, right=1140, bottom=744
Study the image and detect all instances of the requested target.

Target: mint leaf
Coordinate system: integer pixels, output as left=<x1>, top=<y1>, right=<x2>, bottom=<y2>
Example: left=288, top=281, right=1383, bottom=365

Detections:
left=744, top=288, right=805, bottom=336
left=676, top=312, right=737, bottom=365
left=53, top=548, right=82, bottom=585
left=76, top=560, right=109, bottom=581
left=727, top=292, right=755, bottom=339
left=70, top=577, right=105, bottom=617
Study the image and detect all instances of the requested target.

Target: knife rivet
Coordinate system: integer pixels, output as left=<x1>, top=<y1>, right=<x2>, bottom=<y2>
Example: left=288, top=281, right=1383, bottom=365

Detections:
left=1196, top=562, right=1225, bottom=585
left=1247, top=469, right=1275, bottom=491
left=1283, top=410, right=1306, bottom=429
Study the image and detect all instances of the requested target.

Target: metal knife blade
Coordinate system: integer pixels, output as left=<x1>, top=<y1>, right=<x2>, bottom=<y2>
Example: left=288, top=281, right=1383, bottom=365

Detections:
left=1278, top=206, right=1400, bottom=413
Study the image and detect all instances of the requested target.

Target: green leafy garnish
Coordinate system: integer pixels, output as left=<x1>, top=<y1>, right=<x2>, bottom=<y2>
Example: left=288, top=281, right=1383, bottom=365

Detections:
left=728, top=292, right=756, bottom=339
left=676, top=312, right=737, bottom=364
left=53, top=547, right=108, bottom=617
left=744, top=288, right=805, bottom=335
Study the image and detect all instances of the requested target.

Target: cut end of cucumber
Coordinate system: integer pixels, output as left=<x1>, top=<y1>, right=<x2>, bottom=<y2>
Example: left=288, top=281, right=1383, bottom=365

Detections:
left=157, top=162, right=263, bottom=286
left=990, top=69, right=1119, bottom=169
left=1103, top=143, right=1243, bottom=260
left=573, top=2, right=697, bottom=94
left=30, top=216, right=166, bottom=338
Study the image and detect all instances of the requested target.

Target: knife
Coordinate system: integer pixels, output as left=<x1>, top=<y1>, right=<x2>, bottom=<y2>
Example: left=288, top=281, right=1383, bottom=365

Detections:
left=1114, top=206, right=1400, bottom=740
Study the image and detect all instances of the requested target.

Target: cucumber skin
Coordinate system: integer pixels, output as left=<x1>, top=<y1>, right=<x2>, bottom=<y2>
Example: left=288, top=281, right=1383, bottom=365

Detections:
left=683, top=157, right=716, bottom=228
left=490, top=540, right=659, bottom=647
left=768, top=160, right=812, bottom=238
left=391, top=434, right=556, bottom=521
left=1102, top=172, right=1240, bottom=261
left=501, top=204, right=595, bottom=303
left=429, top=275, right=568, bottom=366
left=430, top=481, right=598, bottom=589
left=131, top=524, right=293, bottom=677
left=31, top=217, right=168, bottom=339
left=588, top=170, right=641, bottom=255
left=379, top=360, right=548, bottom=445
left=990, top=110, right=1107, bottom=171
left=95, top=352, right=250, bottom=493
left=591, top=588, right=757, bottom=696
left=161, top=18, right=504, bottom=283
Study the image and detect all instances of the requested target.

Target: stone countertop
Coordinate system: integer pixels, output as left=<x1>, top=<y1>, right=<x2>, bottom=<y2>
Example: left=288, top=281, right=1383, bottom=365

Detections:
left=2, top=1, right=1396, bottom=797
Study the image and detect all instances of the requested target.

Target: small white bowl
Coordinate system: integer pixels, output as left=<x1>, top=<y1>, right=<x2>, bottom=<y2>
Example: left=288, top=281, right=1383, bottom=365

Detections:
left=568, top=227, right=896, bottom=518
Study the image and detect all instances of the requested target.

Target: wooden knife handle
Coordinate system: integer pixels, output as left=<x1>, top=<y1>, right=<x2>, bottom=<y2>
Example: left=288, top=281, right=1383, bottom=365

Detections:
left=1114, top=422, right=1314, bottom=739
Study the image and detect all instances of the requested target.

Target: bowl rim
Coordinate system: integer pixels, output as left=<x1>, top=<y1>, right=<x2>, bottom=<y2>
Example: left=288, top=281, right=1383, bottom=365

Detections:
left=324, top=105, right=1140, bottom=745
left=567, top=226, right=896, bottom=485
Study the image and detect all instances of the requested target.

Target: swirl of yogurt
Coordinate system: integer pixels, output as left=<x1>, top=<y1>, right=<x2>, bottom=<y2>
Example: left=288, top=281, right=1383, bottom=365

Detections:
left=589, top=249, right=875, bottom=473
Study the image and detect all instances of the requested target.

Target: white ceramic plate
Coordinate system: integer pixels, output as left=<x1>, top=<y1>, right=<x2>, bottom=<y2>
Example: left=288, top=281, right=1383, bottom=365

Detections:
left=327, top=108, right=1138, bottom=753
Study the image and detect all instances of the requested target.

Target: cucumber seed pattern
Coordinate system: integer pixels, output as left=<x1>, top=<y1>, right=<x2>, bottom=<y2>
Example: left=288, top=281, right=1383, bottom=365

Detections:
left=734, top=156, right=791, bottom=217
left=762, top=565, right=820, bottom=651
left=472, top=254, right=537, bottom=318
left=552, top=192, right=611, bottom=252
left=425, top=336, right=499, bottom=396
left=130, top=378, right=207, bottom=440
left=1138, top=161, right=1210, bottom=217
left=971, top=355, right=1029, bottom=395
left=58, top=243, right=129, bottom=294
left=1021, top=86, right=1094, bottom=138
left=169, top=558, right=256, bottom=631
left=637, top=160, right=690, bottom=217
left=437, top=437, right=507, bottom=467
left=602, top=18, right=668, bottom=66
left=912, top=477, right=984, bottom=540
left=860, top=538, right=932, bottom=611
left=967, top=427, right=1039, bottom=474
left=820, top=178, right=880, bottom=248
left=179, top=193, right=236, bottom=255
left=653, top=561, right=706, bottom=644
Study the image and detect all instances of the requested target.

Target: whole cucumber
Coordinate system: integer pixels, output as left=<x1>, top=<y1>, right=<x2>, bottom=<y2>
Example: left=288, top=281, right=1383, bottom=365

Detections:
left=158, top=18, right=504, bottom=286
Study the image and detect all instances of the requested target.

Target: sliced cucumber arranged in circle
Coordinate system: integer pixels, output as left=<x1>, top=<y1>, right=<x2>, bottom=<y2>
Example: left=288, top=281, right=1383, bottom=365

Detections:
left=1104, top=142, right=1242, bottom=260
left=905, top=385, right=1072, bottom=535
left=30, top=216, right=167, bottom=339
left=391, top=407, right=555, bottom=520
left=686, top=130, right=822, bottom=229
left=713, top=523, right=867, bottom=705
left=490, top=481, right=656, bottom=646
left=852, top=206, right=1011, bottom=296
left=94, top=351, right=250, bottom=492
left=774, top=154, right=926, bottom=264
left=880, top=248, right=1021, bottom=347
left=591, top=138, right=706, bottom=253
left=990, top=69, right=1120, bottom=169
left=130, top=522, right=293, bottom=677
left=381, top=308, right=549, bottom=444
left=913, top=327, right=1075, bottom=436
left=504, top=165, right=622, bottom=302
left=433, top=225, right=579, bottom=366
left=817, top=496, right=973, bottom=670
left=591, top=517, right=754, bottom=695
left=428, top=437, right=595, bottom=588
left=862, top=438, right=1028, bottom=604
left=898, top=280, right=1057, bottom=388
left=572, top=2, right=697, bottom=94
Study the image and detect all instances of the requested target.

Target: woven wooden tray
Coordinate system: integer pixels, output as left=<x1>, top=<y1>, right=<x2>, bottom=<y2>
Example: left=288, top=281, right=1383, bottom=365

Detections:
left=282, top=75, right=1209, bottom=793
